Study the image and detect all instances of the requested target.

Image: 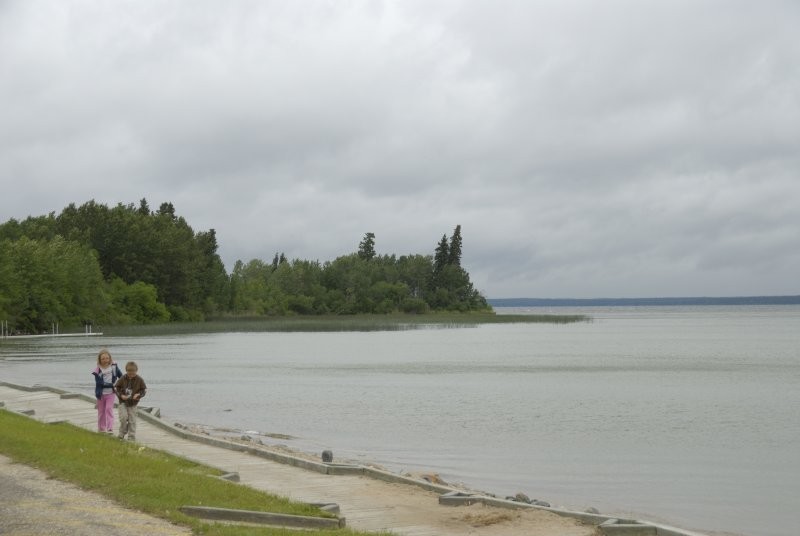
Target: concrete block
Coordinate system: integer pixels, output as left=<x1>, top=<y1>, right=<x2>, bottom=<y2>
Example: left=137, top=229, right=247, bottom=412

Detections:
left=599, top=519, right=657, bottom=536
left=60, top=393, right=96, bottom=403
left=178, top=505, right=345, bottom=529
left=324, top=463, right=364, bottom=476
left=439, top=491, right=482, bottom=506
left=219, top=472, right=240, bottom=482
left=651, top=524, right=712, bottom=536
left=309, top=502, right=340, bottom=514
left=480, top=496, right=541, bottom=510
left=1, top=382, right=38, bottom=392
left=362, top=466, right=454, bottom=494
left=140, top=406, right=161, bottom=418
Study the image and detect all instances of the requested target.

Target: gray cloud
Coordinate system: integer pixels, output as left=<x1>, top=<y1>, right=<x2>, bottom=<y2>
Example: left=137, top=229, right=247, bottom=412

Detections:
left=1, top=0, right=798, bottom=298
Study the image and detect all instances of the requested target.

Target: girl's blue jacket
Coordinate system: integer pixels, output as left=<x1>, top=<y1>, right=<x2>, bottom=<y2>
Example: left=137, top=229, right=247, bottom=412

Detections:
left=91, top=363, right=123, bottom=399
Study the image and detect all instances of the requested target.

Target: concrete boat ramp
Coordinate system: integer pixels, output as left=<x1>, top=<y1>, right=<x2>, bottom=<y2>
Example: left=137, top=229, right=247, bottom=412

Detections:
left=0, top=382, right=708, bottom=536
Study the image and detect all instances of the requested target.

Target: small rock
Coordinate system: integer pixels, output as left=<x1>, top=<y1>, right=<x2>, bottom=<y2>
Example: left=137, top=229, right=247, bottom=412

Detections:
left=532, top=499, right=550, bottom=507
left=321, top=450, right=333, bottom=463
left=514, top=492, right=532, bottom=504
left=585, top=507, right=601, bottom=514
left=240, top=435, right=252, bottom=441
left=421, top=473, right=446, bottom=485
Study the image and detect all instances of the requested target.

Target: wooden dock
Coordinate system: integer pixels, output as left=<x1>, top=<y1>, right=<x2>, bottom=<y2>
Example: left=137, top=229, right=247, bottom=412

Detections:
left=0, top=332, right=103, bottom=339
left=0, top=384, right=596, bottom=536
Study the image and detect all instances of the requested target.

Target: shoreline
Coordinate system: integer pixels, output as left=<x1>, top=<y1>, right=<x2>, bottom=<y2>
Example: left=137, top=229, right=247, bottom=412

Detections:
left=158, top=419, right=714, bottom=536
left=172, top=421, right=744, bottom=536
left=165, top=421, right=702, bottom=533
left=0, top=381, right=713, bottom=536
left=174, top=420, right=492, bottom=494
left=0, top=381, right=600, bottom=536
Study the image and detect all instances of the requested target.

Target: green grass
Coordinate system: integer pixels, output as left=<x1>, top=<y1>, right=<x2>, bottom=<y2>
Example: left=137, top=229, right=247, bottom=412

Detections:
left=102, top=312, right=590, bottom=336
left=0, top=409, right=375, bottom=535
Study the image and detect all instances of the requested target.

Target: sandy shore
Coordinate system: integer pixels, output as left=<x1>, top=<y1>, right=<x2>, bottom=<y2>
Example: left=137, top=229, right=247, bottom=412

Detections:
left=169, top=421, right=601, bottom=535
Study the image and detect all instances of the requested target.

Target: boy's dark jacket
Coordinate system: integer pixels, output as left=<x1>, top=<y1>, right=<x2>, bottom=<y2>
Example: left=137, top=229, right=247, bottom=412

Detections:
left=114, top=375, right=147, bottom=407
left=91, top=364, right=123, bottom=399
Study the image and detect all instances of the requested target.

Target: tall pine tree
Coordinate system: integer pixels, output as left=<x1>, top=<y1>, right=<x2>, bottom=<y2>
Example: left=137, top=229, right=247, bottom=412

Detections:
left=358, top=232, right=376, bottom=261
left=448, top=225, right=462, bottom=266
left=433, top=234, right=449, bottom=276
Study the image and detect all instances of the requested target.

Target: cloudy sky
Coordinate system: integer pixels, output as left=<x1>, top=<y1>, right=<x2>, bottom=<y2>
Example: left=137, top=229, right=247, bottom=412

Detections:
left=1, top=1, right=798, bottom=299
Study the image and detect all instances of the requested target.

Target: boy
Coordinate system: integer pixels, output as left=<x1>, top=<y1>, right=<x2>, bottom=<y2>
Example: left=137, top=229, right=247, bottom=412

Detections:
left=114, top=361, right=147, bottom=441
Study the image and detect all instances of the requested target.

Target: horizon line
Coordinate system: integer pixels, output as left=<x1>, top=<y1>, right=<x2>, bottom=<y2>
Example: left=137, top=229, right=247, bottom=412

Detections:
left=488, top=294, right=800, bottom=303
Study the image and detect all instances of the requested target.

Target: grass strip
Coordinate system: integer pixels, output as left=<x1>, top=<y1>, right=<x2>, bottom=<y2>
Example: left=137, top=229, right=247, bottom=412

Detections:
left=0, top=409, right=373, bottom=535
left=104, top=312, right=590, bottom=336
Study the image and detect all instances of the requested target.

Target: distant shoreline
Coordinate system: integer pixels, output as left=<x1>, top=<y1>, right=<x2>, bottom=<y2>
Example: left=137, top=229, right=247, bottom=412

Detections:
left=489, top=295, right=800, bottom=307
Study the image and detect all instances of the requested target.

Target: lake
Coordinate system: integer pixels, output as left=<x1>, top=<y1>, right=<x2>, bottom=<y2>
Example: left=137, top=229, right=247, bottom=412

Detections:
left=1, top=305, right=798, bottom=536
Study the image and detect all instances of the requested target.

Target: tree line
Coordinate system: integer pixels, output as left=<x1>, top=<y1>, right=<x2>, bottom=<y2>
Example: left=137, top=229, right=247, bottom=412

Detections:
left=0, top=200, right=489, bottom=332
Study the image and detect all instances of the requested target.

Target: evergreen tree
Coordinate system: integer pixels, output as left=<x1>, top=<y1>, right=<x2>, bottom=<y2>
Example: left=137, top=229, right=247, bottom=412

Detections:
left=358, top=232, right=376, bottom=261
left=449, top=225, right=462, bottom=266
left=157, top=202, right=176, bottom=219
left=433, top=234, right=449, bottom=275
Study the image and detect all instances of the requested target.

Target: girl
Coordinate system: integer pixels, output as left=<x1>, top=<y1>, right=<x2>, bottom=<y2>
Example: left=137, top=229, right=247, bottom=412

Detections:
left=91, top=348, right=122, bottom=433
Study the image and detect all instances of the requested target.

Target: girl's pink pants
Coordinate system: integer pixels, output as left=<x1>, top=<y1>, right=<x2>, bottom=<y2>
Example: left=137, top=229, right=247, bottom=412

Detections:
left=97, top=393, right=116, bottom=432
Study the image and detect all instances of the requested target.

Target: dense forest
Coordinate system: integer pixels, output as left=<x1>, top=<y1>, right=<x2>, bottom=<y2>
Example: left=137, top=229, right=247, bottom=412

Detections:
left=0, top=199, right=489, bottom=333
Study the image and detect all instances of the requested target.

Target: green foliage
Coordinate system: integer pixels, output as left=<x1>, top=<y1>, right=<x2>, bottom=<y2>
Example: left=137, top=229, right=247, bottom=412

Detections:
left=228, top=227, right=488, bottom=315
left=425, top=226, right=488, bottom=312
left=0, top=240, right=24, bottom=321
left=0, top=236, right=107, bottom=332
left=399, top=296, right=429, bottom=314
left=0, top=199, right=231, bottom=332
left=0, top=199, right=489, bottom=329
left=106, top=278, right=171, bottom=324
left=53, top=200, right=228, bottom=312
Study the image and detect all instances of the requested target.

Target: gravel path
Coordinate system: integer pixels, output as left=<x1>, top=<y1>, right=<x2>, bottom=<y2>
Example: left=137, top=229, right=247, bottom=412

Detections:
left=0, top=454, right=190, bottom=536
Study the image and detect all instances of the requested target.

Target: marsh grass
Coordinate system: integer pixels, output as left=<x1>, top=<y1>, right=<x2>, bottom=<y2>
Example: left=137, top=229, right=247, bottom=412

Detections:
left=0, top=410, right=373, bottom=535
left=103, top=313, right=590, bottom=336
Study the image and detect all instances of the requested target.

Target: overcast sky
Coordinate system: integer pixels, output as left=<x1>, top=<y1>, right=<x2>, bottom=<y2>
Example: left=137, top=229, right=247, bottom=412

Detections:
left=1, top=1, right=798, bottom=299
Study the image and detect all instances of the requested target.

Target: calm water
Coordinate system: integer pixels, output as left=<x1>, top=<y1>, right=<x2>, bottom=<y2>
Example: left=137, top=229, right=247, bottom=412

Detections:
left=1, top=305, right=798, bottom=536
